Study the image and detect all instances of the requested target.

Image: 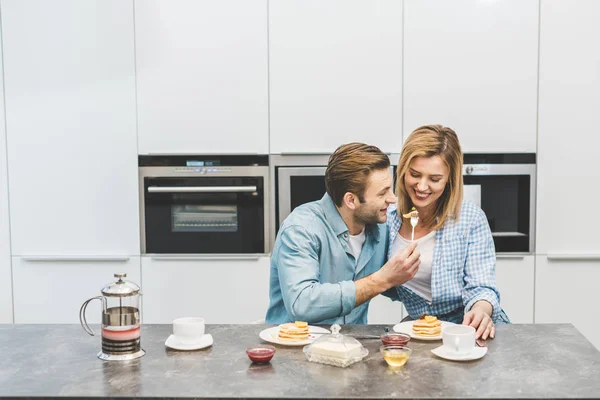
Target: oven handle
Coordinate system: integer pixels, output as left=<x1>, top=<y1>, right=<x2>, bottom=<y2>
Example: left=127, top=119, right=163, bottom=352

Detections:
left=147, top=186, right=257, bottom=193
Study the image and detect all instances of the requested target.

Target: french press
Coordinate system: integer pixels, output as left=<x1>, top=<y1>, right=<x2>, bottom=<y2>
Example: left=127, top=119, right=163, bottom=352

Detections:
left=79, top=273, right=145, bottom=361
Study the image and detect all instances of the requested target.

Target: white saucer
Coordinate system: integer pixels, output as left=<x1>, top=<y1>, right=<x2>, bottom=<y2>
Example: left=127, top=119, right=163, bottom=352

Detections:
left=431, top=344, right=487, bottom=361
left=393, top=320, right=456, bottom=341
left=165, top=333, right=213, bottom=351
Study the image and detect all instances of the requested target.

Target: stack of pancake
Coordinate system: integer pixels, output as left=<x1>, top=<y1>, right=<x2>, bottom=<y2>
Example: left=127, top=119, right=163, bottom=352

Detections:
left=278, top=321, right=309, bottom=342
left=412, top=315, right=442, bottom=336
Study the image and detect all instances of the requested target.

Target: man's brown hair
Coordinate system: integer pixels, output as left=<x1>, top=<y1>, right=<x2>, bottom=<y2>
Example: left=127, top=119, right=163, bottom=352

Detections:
left=325, top=143, right=390, bottom=207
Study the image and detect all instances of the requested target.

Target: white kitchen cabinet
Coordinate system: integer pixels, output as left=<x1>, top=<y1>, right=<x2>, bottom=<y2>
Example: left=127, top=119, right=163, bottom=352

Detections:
left=403, top=0, right=538, bottom=152
left=535, top=256, right=600, bottom=350
left=269, top=0, right=403, bottom=154
left=495, top=256, right=534, bottom=324
left=0, top=31, right=13, bottom=323
left=141, top=256, right=271, bottom=324
left=135, top=0, right=268, bottom=155
left=2, top=0, right=140, bottom=256
left=367, top=296, right=405, bottom=325
left=12, top=256, right=141, bottom=323
left=535, top=0, right=600, bottom=351
left=536, top=0, right=600, bottom=254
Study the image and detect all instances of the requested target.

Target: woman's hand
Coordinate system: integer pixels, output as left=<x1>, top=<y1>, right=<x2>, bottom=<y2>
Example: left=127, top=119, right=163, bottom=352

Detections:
left=462, top=300, right=495, bottom=340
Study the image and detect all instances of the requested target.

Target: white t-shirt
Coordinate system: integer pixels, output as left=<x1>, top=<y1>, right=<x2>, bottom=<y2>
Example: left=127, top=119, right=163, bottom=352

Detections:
left=348, top=228, right=366, bottom=263
left=390, top=230, right=436, bottom=301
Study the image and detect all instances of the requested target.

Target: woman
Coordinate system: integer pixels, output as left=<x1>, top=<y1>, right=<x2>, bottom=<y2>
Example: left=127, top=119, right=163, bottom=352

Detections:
left=388, top=124, right=509, bottom=340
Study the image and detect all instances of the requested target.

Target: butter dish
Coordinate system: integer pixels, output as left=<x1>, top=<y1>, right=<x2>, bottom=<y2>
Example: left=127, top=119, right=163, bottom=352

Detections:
left=303, top=324, right=368, bottom=368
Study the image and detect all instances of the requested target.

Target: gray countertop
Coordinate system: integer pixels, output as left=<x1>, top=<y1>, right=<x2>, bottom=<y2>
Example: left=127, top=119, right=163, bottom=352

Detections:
left=1, top=323, right=599, bottom=399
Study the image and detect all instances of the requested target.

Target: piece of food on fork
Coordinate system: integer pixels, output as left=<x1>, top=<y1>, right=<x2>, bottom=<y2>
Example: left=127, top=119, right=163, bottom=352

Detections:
left=402, top=207, right=419, bottom=219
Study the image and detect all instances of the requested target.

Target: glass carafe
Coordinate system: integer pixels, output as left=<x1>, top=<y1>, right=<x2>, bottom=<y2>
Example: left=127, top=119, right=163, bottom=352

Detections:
left=79, top=273, right=145, bottom=361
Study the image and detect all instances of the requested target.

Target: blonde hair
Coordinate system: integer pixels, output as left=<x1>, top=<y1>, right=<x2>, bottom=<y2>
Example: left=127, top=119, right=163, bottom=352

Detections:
left=326, top=143, right=390, bottom=207
left=396, top=125, right=463, bottom=230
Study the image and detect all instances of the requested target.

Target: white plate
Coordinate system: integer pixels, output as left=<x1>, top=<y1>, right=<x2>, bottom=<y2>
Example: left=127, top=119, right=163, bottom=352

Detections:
left=259, top=326, right=330, bottom=346
left=165, top=333, right=213, bottom=351
left=392, top=320, right=456, bottom=341
left=431, top=344, right=487, bottom=361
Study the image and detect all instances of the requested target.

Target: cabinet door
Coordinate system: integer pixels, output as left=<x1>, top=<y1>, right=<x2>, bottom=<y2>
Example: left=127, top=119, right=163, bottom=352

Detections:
left=12, top=257, right=141, bottom=323
left=368, top=296, right=405, bottom=325
left=403, top=0, right=538, bottom=152
left=135, top=0, right=268, bottom=154
left=495, top=256, right=534, bottom=324
left=141, top=256, right=270, bottom=323
left=536, top=0, right=600, bottom=254
left=536, top=256, right=600, bottom=350
left=2, top=0, right=139, bottom=256
left=0, top=30, right=13, bottom=323
left=269, top=0, right=403, bottom=153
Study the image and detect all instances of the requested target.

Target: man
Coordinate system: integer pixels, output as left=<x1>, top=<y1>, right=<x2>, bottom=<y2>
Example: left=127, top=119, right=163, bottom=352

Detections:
left=266, top=143, right=421, bottom=324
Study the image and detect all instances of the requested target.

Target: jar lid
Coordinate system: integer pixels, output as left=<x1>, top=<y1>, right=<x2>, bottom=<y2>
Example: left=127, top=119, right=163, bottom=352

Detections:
left=303, top=324, right=368, bottom=368
left=101, top=273, right=140, bottom=297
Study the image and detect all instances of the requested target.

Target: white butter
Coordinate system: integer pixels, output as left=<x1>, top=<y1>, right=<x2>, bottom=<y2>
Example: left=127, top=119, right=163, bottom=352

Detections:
left=308, top=341, right=362, bottom=359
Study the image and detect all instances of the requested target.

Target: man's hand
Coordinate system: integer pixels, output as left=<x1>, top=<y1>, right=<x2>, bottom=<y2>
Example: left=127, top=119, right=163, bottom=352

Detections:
left=462, top=300, right=495, bottom=340
left=378, top=241, right=421, bottom=287
left=354, top=241, right=421, bottom=306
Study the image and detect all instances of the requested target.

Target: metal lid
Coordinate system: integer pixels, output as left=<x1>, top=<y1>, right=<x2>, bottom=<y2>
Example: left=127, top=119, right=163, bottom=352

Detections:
left=101, top=273, right=140, bottom=297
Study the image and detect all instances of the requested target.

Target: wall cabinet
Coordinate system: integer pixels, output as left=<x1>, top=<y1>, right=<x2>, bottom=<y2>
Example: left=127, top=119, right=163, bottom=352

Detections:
left=141, top=256, right=271, bottom=324
left=12, top=257, right=141, bottom=323
left=403, top=0, right=538, bottom=152
left=269, top=0, right=403, bottom=154
left=135, top=0, right=269, bottom=155
left=2, top=0, right=140, bottom=257
left=536, top=0, right=600, bottom=255
left=495, top=256, right=535, bottom=324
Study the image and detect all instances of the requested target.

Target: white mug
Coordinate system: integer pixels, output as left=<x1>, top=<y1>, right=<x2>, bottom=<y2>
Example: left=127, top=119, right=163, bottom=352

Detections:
left=442, top=325, right=476, bottom=354
left=172, top=317, right=205, bottom=344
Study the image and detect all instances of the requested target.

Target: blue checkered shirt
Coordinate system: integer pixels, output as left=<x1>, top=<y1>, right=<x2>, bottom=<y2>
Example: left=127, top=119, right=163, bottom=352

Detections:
left=387, top=201, right=510, bottom=324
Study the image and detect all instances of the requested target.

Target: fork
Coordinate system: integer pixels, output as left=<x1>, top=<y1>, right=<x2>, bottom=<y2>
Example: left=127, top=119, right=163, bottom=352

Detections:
left=410, top=215, right=419, bottom=241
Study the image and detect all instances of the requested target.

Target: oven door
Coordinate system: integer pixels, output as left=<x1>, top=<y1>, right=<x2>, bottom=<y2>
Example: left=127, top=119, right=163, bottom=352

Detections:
left=463, top=164, right=536, bottom=253
left=143, top=176, right=265, bottom=254
left=277, top=167, right=327, bottom=228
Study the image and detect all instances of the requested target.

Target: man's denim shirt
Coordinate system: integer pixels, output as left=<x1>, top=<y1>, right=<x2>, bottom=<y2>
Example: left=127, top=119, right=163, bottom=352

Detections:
left=265, top=193, right=389, bottom=324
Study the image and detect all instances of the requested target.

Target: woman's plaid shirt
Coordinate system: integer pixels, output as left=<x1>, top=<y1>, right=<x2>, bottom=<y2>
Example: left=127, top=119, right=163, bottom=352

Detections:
left=387, top=201, right=510, bottom=324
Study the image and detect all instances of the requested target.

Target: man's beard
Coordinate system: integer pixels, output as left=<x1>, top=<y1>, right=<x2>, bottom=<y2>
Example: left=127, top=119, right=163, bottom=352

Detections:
left=354, top=204, right=384, bottom=226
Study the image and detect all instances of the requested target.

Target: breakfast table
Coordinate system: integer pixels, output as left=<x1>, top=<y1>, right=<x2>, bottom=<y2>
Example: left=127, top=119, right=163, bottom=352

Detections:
left=1, top=323, right=599, bottom=399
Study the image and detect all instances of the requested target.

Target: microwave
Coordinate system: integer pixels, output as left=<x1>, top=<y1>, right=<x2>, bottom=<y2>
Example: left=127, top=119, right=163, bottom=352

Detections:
left=272, top=153, right=535, bottom=254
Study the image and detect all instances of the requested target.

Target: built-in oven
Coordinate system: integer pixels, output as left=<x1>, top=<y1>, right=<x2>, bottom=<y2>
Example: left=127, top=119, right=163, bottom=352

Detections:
left=463, top=153, right=536, bottom=254
left=273, top=153, right=535, bottom=254
left=140, top=155, right=269, bottom=255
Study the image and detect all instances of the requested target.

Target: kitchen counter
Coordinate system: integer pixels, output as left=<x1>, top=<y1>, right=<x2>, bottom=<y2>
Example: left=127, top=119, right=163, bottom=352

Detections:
left=1, top=323, right=599, bottom=399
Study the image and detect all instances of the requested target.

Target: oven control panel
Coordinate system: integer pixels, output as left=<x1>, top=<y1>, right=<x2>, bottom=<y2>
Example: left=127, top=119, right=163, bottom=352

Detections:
left=174, top=167, right=233, bottom=174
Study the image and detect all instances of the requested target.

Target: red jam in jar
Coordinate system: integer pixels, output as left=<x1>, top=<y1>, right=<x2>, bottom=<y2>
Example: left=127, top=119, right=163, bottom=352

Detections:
left=246, top=345, right=276, bottom=363
left=381, top=333, right=411, bottom=346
